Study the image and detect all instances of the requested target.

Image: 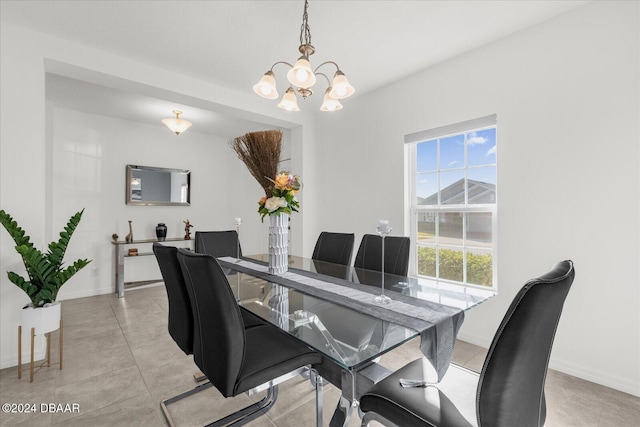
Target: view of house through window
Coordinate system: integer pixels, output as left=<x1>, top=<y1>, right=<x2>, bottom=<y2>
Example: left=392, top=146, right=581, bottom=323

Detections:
left=406, top=116, right=496, bottom=287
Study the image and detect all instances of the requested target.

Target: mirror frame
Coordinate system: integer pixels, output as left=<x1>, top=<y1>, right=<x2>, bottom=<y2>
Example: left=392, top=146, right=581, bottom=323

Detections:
left=126, top=164, right=191, bottom=206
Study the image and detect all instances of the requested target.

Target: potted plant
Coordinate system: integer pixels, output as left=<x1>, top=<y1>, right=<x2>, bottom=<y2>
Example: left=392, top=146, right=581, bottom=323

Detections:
left=0, top=209, right=91, bottom=333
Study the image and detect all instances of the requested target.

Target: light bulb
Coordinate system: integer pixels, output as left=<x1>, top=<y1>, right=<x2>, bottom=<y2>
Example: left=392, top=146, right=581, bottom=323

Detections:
left=296, top=68, right=309, bottom=83
left=253, top=71, right=279, bottom=99
left=287, top=56, right=316, bottom=88
left=277, top=87, right=300, bottom=112
left=330, top=70, right=355, bottom=99
left=320, top=88, right=343, bottom=112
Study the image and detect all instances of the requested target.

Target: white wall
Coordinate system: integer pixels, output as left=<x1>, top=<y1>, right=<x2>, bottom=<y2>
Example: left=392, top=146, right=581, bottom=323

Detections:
left=0, top=22, right=311, bottom=368
left=49, top=107, right=251, bottom=298
left=313, top=1, right=639, bottom=395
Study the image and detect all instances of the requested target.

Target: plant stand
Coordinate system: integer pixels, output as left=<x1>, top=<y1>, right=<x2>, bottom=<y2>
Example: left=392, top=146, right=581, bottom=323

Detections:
left=17, top=320, right=63, bottom=382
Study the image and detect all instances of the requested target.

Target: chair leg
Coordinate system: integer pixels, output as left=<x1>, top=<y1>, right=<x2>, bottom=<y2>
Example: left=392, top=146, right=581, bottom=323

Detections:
left=206, top=386, right=278, bottom=427
left=312, top=368, right=324, bottom=427
left=361, top=412, right=401, bottom=427
left=160, top=381, right=214, bottom=427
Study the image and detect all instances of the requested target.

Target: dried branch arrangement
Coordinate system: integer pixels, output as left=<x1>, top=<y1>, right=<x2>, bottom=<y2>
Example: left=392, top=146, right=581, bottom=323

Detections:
left=231, top=130, right=282, bottom=197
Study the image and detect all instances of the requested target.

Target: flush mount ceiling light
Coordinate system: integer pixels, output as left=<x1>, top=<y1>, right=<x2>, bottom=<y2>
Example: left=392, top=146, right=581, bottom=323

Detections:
left=253, top=0, right=354, bottom=112
left=162, top=110, right=192, bottom=135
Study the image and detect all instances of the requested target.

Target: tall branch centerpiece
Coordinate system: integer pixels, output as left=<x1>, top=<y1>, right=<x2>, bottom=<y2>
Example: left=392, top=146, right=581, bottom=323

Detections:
left=231, top=130, right=302, bottom=274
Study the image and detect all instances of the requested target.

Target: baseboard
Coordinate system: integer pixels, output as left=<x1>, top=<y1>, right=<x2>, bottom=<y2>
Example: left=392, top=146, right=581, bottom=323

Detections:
left=456, top=331, right=492, bottom=349
left=457, top=332, right=640, bottom=398
left=57, top=285, right=115, bottom=301
left=548, top=358, right=640, bottom=398
left=1, top=338, right=47, bottom=370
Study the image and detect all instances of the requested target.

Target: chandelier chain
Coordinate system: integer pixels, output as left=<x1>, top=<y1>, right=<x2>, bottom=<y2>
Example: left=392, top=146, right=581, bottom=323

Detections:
left=299, top=0, right=312, bottom=46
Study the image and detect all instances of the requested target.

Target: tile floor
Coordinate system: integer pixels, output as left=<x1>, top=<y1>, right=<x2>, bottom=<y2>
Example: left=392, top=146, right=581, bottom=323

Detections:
left=1, top=285, right=638, bottom=427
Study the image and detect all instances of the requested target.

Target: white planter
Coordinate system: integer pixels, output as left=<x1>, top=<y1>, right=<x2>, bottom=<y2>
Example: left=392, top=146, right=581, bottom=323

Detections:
left=268, top=213, right=289, bottom=275
left=21, top=302, right=61, bottom=335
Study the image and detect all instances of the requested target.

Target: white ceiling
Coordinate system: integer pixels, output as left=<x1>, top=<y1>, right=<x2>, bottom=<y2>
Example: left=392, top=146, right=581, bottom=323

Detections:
left=2, top=0, right=590, bottom=137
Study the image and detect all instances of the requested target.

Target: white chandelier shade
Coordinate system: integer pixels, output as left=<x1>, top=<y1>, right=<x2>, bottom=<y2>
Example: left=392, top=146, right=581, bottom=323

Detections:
left=320, top=88, right=343, bottom=112
left=330, top=70, right=355, bottom=99
left=162, top=110, right=192, bottom=135
left=277, top=87, right=300, bottom=112
left=252, top=71, right=279, bottom=99
left=287, top=56, right=317, bottom=88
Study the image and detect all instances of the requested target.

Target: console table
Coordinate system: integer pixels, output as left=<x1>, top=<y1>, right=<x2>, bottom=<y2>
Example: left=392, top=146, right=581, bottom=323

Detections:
left=112, top=237, right=193, bottom=297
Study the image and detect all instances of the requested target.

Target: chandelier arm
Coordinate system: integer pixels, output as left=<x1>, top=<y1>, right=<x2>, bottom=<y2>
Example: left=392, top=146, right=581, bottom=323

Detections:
left=313, top=61, right=340, bottom=74
left=314, top=72, right=332, bottom=87
left=270, top=61, right=294, bottom=72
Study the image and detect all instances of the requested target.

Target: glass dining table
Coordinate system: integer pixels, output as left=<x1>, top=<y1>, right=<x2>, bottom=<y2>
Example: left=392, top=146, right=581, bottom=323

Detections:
left=217, top=254, right=494, bottom=427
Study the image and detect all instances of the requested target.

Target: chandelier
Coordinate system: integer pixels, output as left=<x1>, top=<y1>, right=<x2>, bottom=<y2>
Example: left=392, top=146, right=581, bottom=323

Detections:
left=162, top=110, right=192, bottom=135
left=253, top=0, right=355, bottom=112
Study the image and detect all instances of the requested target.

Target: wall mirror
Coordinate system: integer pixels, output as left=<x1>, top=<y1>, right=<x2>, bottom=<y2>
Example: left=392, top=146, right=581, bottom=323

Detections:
left=126, top=165, right=191, bottom=206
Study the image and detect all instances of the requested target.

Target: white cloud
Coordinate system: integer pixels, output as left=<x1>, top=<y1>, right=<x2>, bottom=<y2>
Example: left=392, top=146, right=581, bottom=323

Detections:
left=467, top=132, right=488, bottom=146
left=448, top=160, right=459, bottom=166
left=486, top=145, right=497, bottom=156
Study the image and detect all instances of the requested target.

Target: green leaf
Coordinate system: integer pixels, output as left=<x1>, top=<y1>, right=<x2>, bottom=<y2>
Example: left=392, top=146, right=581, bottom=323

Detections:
left=0, top=209, right=92, bottom=306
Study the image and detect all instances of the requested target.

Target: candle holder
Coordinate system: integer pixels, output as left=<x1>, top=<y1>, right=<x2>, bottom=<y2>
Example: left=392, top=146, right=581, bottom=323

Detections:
left=374, top=220, right=392, bottom=305
left=234, top=218, right=242, bottom=262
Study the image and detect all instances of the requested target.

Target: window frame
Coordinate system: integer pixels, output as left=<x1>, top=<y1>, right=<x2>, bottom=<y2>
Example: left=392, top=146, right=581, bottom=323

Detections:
left=405, top=118, right=497, bottom=289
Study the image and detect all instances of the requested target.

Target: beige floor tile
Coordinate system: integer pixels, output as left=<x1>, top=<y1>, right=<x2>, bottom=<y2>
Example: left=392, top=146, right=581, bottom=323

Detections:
left=165, top=385, right=256, bottom=427
left=122, top=324, right=172, bottom=351
left=545, top=369, right=640, bottom=427
left=62, top=317, right=123, bottom=341
left=54, top=340, right=135, bottom=387
left=2, top=285, right=638, bottom=427
left=49, top=328, right=127, bottom=358
left=247, top=376, right=319, bottom=420
left=129, top=335, right=190, bottom=373
left=451, top=339, right=484, bottom=366
left=139, top=357, right=201, bottom=403
left=51, top=365, right=147, bottom=424
left=461, top=350, right=486, bottom=373
left=50, top=392, right=162, bottom=427
left=62, top=305, right=116, bottom=327
left=0, top=409, right=53, bottom=427
left=116, top=310, right=168, bottom=334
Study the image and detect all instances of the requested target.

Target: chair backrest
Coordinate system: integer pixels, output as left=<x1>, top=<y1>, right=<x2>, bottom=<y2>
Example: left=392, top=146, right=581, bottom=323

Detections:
left=312, top=231, right=355, bottom=266
left=195, top=230, right=242, bottom=258
left=176, top=248, right=246, bottom=397
left=477, top=260, right=575, bottom=427
left=354, top=234, right=410, bottom=276
left=152, top=243, right=193, bottom=355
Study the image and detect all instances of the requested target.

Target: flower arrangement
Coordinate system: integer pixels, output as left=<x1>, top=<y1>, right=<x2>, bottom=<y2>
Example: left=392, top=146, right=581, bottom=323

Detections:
left=258, top=172, right=302, bottom=221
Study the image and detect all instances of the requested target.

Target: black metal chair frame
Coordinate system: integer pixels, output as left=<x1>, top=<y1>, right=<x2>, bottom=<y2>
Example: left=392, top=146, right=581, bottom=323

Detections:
left=360, top=260, right=575, bottom=427
left=175, top=249, right=324, bottom=427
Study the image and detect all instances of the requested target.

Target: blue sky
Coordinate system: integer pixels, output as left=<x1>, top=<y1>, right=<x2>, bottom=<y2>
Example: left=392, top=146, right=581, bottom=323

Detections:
left=416, top=127, right=496, bottom=202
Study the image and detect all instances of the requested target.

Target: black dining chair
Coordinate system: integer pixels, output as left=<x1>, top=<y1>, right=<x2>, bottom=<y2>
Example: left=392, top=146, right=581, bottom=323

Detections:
left=152, top=243, right=267, bottom=427
left=359, top=260, right=575, bottom=427
left=195, top=230, right=242, bottom=258
left=312, top=231, right=355, bottom=266
left=176, top=248, right=324, bottom=426
left=354, top=234, right=410, bottom=277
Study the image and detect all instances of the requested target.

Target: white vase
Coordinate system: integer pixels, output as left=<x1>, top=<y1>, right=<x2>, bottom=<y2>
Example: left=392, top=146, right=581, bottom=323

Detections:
left=268, top=213, right=289, bottom=275
left=21, top=301, right=61, bottom=335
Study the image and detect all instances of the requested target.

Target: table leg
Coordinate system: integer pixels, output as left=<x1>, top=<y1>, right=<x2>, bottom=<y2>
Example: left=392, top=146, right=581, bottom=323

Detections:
left=327, top=361, right=392, bottom=427
left=329, top=396, right=355, bottom=427
left=116, top=244, right=125, bottom=297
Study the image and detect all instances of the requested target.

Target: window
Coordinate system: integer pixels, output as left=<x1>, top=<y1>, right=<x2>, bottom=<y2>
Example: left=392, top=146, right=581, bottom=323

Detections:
left=406, top=115, right=496, bottom=287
